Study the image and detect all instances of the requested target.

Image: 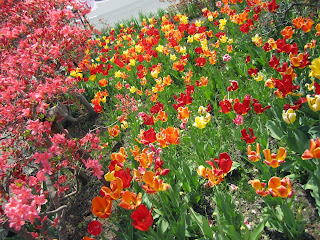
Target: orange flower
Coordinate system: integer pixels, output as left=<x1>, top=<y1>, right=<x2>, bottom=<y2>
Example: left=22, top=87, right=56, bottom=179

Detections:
left=263, top=147, right=286, bottom=168
left=292, top=16, right=304, bottom=29
left=163, top=75, right=173, bottom=86
left=267, top=177, right=294, bottom=198
left=280, top=26, right=294, bottom=39
left=115, top=81, right=123, bottom=90
left=247, top=143, right=260, bottom=162
left=249, top=179, right=269, bottom=197
left=302, top=138, right=320, bottom=160
left=136, top=150, right=153, bottom=168
left=119, top=191, right=142, bottom=210
left=111, top=147, right=127, bottom=163
left=177, top=106, right=191, bottom=123
left=108, top=125, right=120, bottom=137
left=150, top=93, right=158, bottom=102
left=142, top=171, right=170, bottom=194
left=130, top=145, right=140, bottom=158
left=301, top=18, right=314, bottom=33
left=100, top=177, right=123, bottom=200
left=162, top=127, right=180, bottom=145
left=316, top=23, right=320, bottom=36
left=155, top=110, right=168, bottom=122
left=197, top=166, right=224, bottom=187
left=98, top=78, right=108, bottom=87
left=91, top=196, right=112, bottom=218
left=290, top=52, right=310, bottom=69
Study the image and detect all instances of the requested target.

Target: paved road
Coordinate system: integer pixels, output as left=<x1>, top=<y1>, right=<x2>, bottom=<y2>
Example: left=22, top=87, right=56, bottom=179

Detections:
left=86, top=0, right=172, bottom=30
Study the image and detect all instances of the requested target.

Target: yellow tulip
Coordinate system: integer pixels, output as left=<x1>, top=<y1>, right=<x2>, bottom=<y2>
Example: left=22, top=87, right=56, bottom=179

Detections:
left=307, top=95, right=320, bottom=111
left=282, top=109, right=296, bottom=124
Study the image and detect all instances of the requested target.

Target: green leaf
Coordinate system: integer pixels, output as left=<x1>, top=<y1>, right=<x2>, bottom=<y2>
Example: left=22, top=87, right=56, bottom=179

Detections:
left=157, top=218, right=169, bottom=235
left=286, top=129, right=310, bottom=154
left=250, top=216, right=268, bottom=240
left=189, top=208, right=214, bottom=240
left=266, top=120, right=284, bottom=140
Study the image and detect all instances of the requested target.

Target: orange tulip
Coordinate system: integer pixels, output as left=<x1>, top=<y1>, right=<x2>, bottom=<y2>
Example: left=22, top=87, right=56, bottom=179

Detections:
left=108, top=125, right=120, bottom=137
left=119, top=191, right=142, bottom=210
left=100, top=177, right=123, bottom=200
left=197, top=166, right=224, bottom=187
left=130, top=145, right=140, bottom=158
left=136, top=151, right=153, bottom=168
left=115, top=81, right=123, bottom=90
left=302, top=138, right=320, bottom=160
left=267, top=177, right=294, bottom=198
left=91, top=196, right=112, bottom=218
left=301, top=18, right=314, bottom=33
left=247, top=143, right=260, bottom=162
left=263, top=147, right=286, bottom=168
left=98, top=78, right=108, bottom=87
left=155, top=110, right=168, bottom=122
left=177, top=106, right=191, bottom=123
left=142, top=171, right=169, bottom=194
left=249, top=179, right=270, bottom=197
left=162, top=127, right=180, bottom=145
left=280, top=26, right=294, bottom=39
left=292, top=16, right=304, bottom=29
left=111, top=147, right=127, bottom=163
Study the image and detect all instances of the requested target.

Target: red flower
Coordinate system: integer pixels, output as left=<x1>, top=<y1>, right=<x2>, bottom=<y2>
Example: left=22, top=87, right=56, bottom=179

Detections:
left=209, top=152, right=233, bottom=174
left=233, top=95, right=251, bottom=115
left=131, top=204, right=153, bottom=231
left=195, top=57, right=207, bottom=67
left=88, top=220, right=103, bottom=236
left=248, top=68, right=258, bottom=76
left=245, top=54, right=251, bottom=63
left=114, top=168, right=133, bottom=189
left=227, top=80, right=239, bottom=91
left=138, top=112, right=154, bottom=125
left=241, top=127, right=257, bottom=144
left=150, top=101, right=164, bottom=115
left=240, top=23, right=250, bottom=33
left=267, top=0, right=279, bottom=13
left=142, top=127, right=157, bottom=145
left=252, top=99, right=271, bottom=114
left=219, top=98, right=232, bottom=114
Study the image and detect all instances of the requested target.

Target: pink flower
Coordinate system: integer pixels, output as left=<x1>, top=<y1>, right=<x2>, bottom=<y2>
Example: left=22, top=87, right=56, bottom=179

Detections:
left=233, top=115, right=244, bottom=125
left=223, top=54, right=231, bottom=62
left=216, top=1, right=222, bottom=7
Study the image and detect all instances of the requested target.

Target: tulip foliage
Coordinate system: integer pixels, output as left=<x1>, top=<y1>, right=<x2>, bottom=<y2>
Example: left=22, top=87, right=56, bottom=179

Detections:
left=78, top=0, right=320, bottom=238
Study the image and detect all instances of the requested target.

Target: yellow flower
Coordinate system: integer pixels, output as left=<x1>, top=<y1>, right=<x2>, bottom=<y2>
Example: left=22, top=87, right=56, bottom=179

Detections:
left=309, top=56, right=320, bottom=79
left=193, top=116, right=207, bottom=129
left=180, top=46, right=187, bottom=54
left=121, top=121, right=128, bottom=129
left=156, top=44, right=164, bottom=52
left=254, top=73, right=264, bottom=82
left=219, top=18, right=227, bottom=25
left=114, top=71, right=121, bottom=78
left=170, top=54, right=177, bottom=61
left=187, top=35, right=194, bottom=43
left=195, top=20, right=204, bottom=27
left=129, top=59, right=136, bottom=66
left=307, top=95, right=320, bottom=111
left=180, top=15, right=188, bottom=24
left=88, top=74, right=96, bottom=82
left=220, top=35, right=228, bottom=43
left=129, top=86, right=137, bottom=93
left=228, top=38, right=233, bottom=44
left=282, top=109, right=296, bottom=124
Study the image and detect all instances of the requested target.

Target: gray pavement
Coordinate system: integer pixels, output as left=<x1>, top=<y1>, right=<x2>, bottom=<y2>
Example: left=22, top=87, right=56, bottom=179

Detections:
left=87, top=0, right=172, bottom=30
